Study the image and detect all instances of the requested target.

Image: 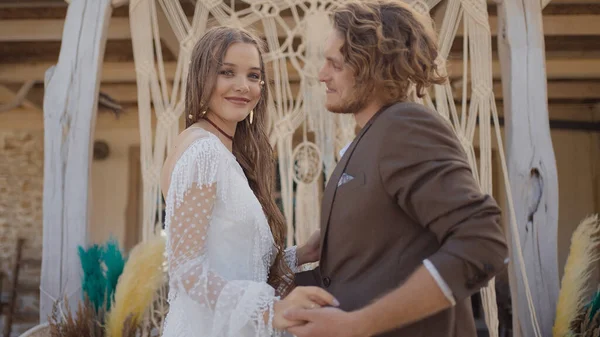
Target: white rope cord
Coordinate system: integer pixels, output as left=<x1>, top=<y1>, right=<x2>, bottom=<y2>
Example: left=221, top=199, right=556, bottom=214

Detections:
left=430, top=0, right=542, bottom=335
left=128, top=0, right=542, bottom=335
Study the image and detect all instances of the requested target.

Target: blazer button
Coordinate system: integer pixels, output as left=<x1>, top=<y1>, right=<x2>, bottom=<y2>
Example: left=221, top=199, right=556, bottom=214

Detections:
left=322, top=277, right=331, bottom=288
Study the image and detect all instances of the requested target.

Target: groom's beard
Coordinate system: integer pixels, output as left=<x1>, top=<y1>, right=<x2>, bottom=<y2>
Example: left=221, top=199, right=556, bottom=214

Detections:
left=326, top=87, right=369, bottom=115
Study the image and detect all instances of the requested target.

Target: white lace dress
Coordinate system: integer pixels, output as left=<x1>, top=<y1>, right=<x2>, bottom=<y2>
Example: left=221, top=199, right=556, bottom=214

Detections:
left=161, top=131, right=297, bottom=337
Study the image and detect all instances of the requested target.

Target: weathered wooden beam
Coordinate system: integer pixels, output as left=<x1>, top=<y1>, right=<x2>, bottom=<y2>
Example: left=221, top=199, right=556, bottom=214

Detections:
left=40, top=0, right=112, bottom=322
left=2, top=14, right=599, bottom=42
left=4, top=58, right=600, bottom=83
left=497, top=0, right=560, bottom=336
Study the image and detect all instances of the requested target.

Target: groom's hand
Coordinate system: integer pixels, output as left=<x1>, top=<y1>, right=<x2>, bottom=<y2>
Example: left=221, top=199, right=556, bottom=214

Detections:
left=297, top=229, right=321, bottom=265
left=284, top=307, right=370, bottom=337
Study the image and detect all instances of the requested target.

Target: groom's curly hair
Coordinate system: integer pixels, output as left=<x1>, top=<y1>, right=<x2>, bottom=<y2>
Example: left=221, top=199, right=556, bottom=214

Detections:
left=331, top=0, right=447, bottom=103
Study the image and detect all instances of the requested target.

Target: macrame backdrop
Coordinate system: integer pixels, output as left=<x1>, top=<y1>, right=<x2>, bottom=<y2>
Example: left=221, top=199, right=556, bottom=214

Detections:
left=128, top=0, right=542, bottom=336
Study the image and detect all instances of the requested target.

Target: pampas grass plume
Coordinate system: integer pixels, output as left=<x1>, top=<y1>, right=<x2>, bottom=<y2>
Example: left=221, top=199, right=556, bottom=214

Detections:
left=105, top=235, right=166, bottom=337
left=554, top=214, right=600, bottom=337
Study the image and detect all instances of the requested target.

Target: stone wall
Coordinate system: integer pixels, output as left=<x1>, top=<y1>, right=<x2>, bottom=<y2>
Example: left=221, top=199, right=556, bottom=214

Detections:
left=0, top=130, right=44, bottom=335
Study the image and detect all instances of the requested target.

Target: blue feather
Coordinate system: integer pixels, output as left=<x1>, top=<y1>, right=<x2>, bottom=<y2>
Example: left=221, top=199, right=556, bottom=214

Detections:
left=78, top=244, right=106, bottom=311
left=101, top=237, right=126, bottom=311
left=585, top=289, right=600, bottom=319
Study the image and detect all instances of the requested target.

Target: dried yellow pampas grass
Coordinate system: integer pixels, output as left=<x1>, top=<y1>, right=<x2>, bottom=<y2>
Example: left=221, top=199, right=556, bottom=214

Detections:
left=105, top=235, right=166, bottom=337
left=554, top=214, right=600, bottom=337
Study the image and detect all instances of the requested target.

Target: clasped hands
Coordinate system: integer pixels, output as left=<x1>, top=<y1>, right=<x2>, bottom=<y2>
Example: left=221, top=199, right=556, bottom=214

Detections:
left=273, top=286, right=368, bottom=337
left=272, top=229, right=369, bottom=337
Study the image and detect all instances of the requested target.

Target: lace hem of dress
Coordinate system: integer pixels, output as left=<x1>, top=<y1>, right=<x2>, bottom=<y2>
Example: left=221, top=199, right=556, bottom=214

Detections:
left=255, top=294, right=280, bottom=337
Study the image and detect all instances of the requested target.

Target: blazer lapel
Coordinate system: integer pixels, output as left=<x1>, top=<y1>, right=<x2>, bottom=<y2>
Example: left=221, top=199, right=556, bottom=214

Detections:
left=318, top=107, right=388, bottom=264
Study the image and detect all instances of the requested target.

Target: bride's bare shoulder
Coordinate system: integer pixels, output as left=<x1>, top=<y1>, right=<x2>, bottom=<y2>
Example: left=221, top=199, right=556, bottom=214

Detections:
left=160, top=127, right=212, bottom=196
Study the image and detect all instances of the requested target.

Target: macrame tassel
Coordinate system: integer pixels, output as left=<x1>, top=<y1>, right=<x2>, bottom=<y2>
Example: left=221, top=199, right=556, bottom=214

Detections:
left=294, top=182, right=320, bottom=246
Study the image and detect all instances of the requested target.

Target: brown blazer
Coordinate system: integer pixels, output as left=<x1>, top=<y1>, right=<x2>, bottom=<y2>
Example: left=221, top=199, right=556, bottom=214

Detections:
left=296, top=102, right=509, bottom=337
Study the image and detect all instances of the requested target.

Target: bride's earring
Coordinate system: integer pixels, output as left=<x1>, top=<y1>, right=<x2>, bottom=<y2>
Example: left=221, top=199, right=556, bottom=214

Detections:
left=249, top=110, right=254, bottom=124
left=189, top=102, right=207, bottom=120
left=189, top=110, right=206, bottom=120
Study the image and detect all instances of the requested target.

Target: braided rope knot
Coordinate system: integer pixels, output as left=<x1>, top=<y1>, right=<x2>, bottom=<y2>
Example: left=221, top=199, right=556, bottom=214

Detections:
left=157, top=109, right=180, bottom=129
left=135, top=61, right=155, bottom=80
left=412, top=0, right=430, bottom=15
left=461, top=0, right=490, bottom=31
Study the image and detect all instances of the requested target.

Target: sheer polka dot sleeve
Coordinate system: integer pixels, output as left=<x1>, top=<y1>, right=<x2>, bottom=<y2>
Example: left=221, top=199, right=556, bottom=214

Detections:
left=164, top=136, right=279, bottom=336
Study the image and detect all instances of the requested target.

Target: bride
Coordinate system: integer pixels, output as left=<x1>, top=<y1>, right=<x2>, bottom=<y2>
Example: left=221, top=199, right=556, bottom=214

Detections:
left=159, top=26, right=336, bottom=337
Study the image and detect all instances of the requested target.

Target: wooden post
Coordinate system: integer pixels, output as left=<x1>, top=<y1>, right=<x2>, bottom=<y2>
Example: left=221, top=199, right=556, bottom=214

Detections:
left=40, top=0, right=112, bottom=322
left=497, top=0, right=559, bottom=336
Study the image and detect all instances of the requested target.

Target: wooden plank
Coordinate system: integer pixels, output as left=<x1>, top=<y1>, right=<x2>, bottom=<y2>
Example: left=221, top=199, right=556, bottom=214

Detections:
left=540, top=58, right=600, bottom=79
left=2, top=13, right=599, bottom=42
left=497, top=0, right=559, bottom=336
left=0, top=15, right=296, bottom=41
left=0, top=107, right=141, bottom=130
left=39, top=0, right=112, bottom=323
left=539, top=81, right=600, bottom=99
left=0, top=18, right=130, bottom=41
left=3, top=57, right=600, bottom=83
left=478, top=15, right=600, bottom=37
left=456, top=81, right=600, bottom=100
left=541, top=15, right=600, bottom=36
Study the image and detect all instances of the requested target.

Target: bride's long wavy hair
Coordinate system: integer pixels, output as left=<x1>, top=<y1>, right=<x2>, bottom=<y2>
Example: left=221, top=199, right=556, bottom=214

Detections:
left=185, top=26, right=293, bottom=295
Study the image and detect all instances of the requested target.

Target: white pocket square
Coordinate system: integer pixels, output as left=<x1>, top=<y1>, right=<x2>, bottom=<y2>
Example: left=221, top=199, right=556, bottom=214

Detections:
left=337, top=173, right=354, bottom=187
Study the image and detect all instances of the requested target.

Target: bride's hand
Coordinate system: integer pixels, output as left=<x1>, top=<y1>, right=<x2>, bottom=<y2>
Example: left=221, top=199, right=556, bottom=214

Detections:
left=297, top=230, right=321, bottom=265
left=273, top=286, right=338, bottom=330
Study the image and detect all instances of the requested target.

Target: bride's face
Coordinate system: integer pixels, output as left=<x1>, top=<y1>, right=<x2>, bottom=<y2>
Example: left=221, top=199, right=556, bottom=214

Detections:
left=207, top=42, right=263, bottom=123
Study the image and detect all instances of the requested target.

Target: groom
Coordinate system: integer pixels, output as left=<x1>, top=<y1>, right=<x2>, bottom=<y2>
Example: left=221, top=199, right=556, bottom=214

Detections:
left=286, top=1, right=509, bottom=337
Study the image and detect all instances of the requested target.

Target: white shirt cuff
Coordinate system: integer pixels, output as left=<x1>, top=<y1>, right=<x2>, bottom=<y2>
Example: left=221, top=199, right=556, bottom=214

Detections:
left=423, top=258, right=456, bottom=306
